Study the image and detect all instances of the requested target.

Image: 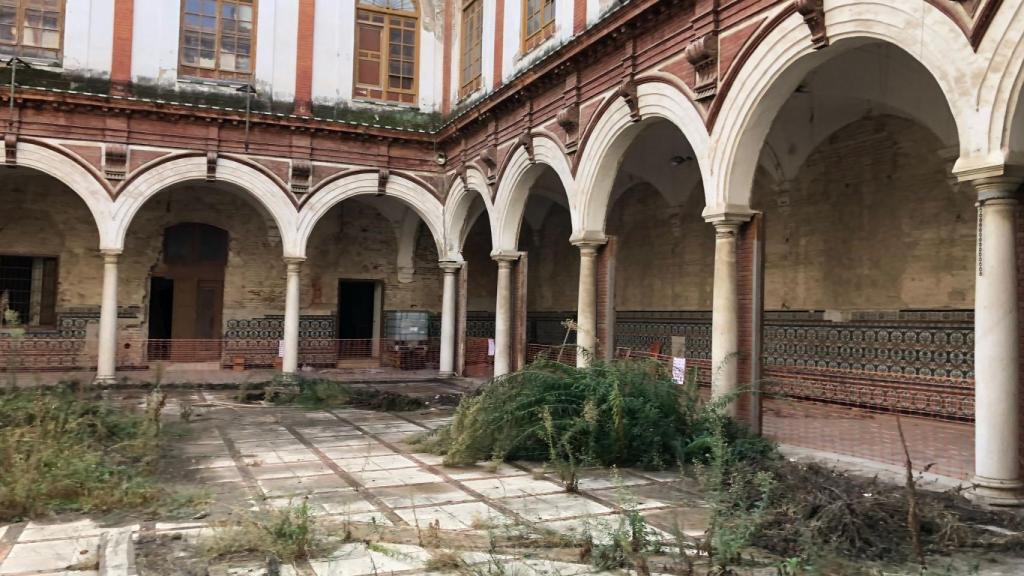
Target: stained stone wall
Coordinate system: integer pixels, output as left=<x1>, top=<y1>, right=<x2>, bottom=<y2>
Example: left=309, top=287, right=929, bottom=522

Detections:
left=753, top=114, right=974, bottom=312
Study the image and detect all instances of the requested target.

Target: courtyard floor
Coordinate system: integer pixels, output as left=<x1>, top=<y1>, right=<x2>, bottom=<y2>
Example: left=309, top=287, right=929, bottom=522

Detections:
left=0, top=386, right=717, bottom=576
left=0, top=376, right=1002, bottom=575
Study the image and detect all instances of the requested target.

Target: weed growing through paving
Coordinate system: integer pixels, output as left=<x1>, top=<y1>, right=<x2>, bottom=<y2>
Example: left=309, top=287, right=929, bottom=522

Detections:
left=0, top=383, right=168, bottom=521
left=201, top=498, right=338, bottom=563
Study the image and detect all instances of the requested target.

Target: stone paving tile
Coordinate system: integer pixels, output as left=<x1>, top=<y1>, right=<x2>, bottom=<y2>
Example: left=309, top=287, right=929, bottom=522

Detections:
left=396, top=501, right=508, bottom=530
left=349, top=467, right=442, bottom=488
left=339, top=511, right=393, bottom=525
left=320, top=443, right=396, bottom=459
left=19, top=519, right=106, bottom=541
left=311, top=435, right=379, bottom=449
left=249, top=461, right=333, bottom=480
left=545, top=514, right=674, bottom=546
left=185, top=455, right=238, bottom=469
left=194, top=466, right=245, bottom=484
left=267, top=492, right=377, bottom=517
left=573, top=469, right=655, bottom=491
left=232, top=439, right=307, bottom=451
left=360, top=422, right=427, bottom=434
left=499, top=493, right=615, bottom=522
left=376, top=431, right=425, bottom=443
left=406, top=452, right=445, bottom=466
left=239, top=449, right=319, bottom=466
left=180, top=443, right=231, bottom=457
left=370, top=482, right=476, bottom=509
left=258, top=474, right=353, bottom=497
left=293, top=425, right=362, bottom=438
left=0, top=537, right=100, bottom=574
left=309, top=542, right=430, bottom=575
left=332, top=454, right=419, bottom=472
left=439, top=462, right=529, bottom=480
left=461, top=475, right=565, bottom=498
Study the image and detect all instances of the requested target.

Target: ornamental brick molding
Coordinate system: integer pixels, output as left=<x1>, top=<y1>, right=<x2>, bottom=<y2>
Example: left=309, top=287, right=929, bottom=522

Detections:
left=684, top=33, right=720, bottom=100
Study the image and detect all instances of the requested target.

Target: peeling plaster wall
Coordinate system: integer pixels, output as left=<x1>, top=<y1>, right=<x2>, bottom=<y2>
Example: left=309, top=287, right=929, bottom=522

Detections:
left=121, top=186, right=287, bottom=339
left=304, top=201, right=442, bottom=315
left=0, top=174, right=102, bottom=313
left=607, top=183, right=714, bottom=310
left=523, top=207, right=578, bottom=312
left=463, top=214, right=497, bottom=311
left=753, top=115, right=975, bottom=312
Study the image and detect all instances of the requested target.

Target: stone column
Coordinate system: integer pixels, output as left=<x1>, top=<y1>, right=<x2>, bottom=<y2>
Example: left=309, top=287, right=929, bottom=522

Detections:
left=282, top=257, right=304, bottom=378
left=574, top=242, right=601, bottom=367
left=439, top=261, right=461, bottom=376
left=95, top=250, right=120, bottom=384
left=972, top=176, right=1024, bottom=504
left=707, top=215, right=748, bottom=418
left=493, top=253, right=517, bottom=377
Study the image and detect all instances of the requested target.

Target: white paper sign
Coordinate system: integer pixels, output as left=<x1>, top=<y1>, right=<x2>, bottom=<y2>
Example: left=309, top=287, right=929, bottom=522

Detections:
left=671, top=357, right=687, bottom=384
left=487, top=338, right=496, bottom=357
left=278, top=340, right=285, bottom=358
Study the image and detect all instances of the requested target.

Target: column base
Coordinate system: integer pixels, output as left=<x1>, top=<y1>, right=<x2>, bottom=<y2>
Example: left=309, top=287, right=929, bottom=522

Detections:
left=438, top=371, right=456, bottom=378
left=278, top=372, right=300, bottom=384
left=93, top=375, right=117, bottom=386
left=972, top=475, right=1024, bottom=506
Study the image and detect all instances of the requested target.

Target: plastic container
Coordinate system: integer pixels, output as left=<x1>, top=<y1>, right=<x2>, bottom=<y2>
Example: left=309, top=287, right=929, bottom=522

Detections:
left=384, top=310, right=429, bottom=342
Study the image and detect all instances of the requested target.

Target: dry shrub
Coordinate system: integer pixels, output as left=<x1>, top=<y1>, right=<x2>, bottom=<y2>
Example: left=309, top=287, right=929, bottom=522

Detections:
left=0, top=384, right=164, bottom=521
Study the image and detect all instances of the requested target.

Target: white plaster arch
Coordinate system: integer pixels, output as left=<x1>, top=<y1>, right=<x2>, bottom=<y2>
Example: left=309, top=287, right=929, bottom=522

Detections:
left=575, top=80, right=711, bottom=234
left=11, top=141, right=115, bottom=250
left=112, top=156, right=300, bottom=256
left=492, top=138, right=575, bottom=252
left=297, top=172, right=445, bottom=259
left=976, top=0, right=1024, bottom=167
left=710, top=0, right=975, bottom=210
left=443, top=166, right=495, bottom=260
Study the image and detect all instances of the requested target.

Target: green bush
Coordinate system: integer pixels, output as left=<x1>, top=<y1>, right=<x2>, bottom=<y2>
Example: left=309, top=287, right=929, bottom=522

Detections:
left=0, top=384, right=164, bottom=520
left=416, top=359, right=773, bottom=471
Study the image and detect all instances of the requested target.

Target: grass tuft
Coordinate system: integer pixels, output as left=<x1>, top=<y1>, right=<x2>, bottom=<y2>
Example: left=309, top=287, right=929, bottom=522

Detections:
left=0, top=384, right=167, bottom=521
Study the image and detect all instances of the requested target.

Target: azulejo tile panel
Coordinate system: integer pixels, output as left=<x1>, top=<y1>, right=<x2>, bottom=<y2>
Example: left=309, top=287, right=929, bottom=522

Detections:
left=762, top=309, right=974, bottom=379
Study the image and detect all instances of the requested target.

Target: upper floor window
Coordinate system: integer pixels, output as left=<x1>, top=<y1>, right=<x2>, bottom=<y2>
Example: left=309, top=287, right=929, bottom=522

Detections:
left=354, top=0, right=418, bottom=105
left=522, top=0, right=553, bottom=52
left=459, top=0, right=482, bottom=98
left=179, top=0, right=255, bottom=82
left=0, top=0, right=64, bottom=61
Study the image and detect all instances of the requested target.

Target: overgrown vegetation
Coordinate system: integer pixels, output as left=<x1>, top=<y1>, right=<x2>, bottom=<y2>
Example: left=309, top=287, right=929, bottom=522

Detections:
left=200, top=499, right=338, bottom=563
left=0, top=383, right=167, bottom=521
left=414, top=359, right=771, bottom=473
left=265, top=377, right=458, bottom=411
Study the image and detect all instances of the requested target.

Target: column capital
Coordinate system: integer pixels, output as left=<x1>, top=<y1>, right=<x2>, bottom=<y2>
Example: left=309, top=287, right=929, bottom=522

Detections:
left=284, top=257, right=306, bottom=271
left=970, top=176, right=1023, bottom=204
left=569, top=229, right=607, bottom=247
left=490, top=250, right=521, bottom=264
left=100, top=249, right=122, bottom=261
left=702, top=204, right=754, bottom=226
left=439, top=260, right=463, bottom=273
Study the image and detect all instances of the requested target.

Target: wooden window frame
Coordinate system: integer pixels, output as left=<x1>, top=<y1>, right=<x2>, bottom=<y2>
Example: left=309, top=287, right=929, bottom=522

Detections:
left=0, top=0, right=66, bottom=62
left=178, top=0, right=258, bottom=83
left=521, top=0, right=554, bottom=54
left=458, top=0, right=482, bottom=99
left=353, top=0, right=419, bottom=105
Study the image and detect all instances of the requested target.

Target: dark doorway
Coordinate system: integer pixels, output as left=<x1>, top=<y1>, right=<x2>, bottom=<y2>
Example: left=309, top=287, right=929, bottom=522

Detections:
left=338, top=280, right=377, bottom=357
left=148, top=277, right=174, bottom=340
